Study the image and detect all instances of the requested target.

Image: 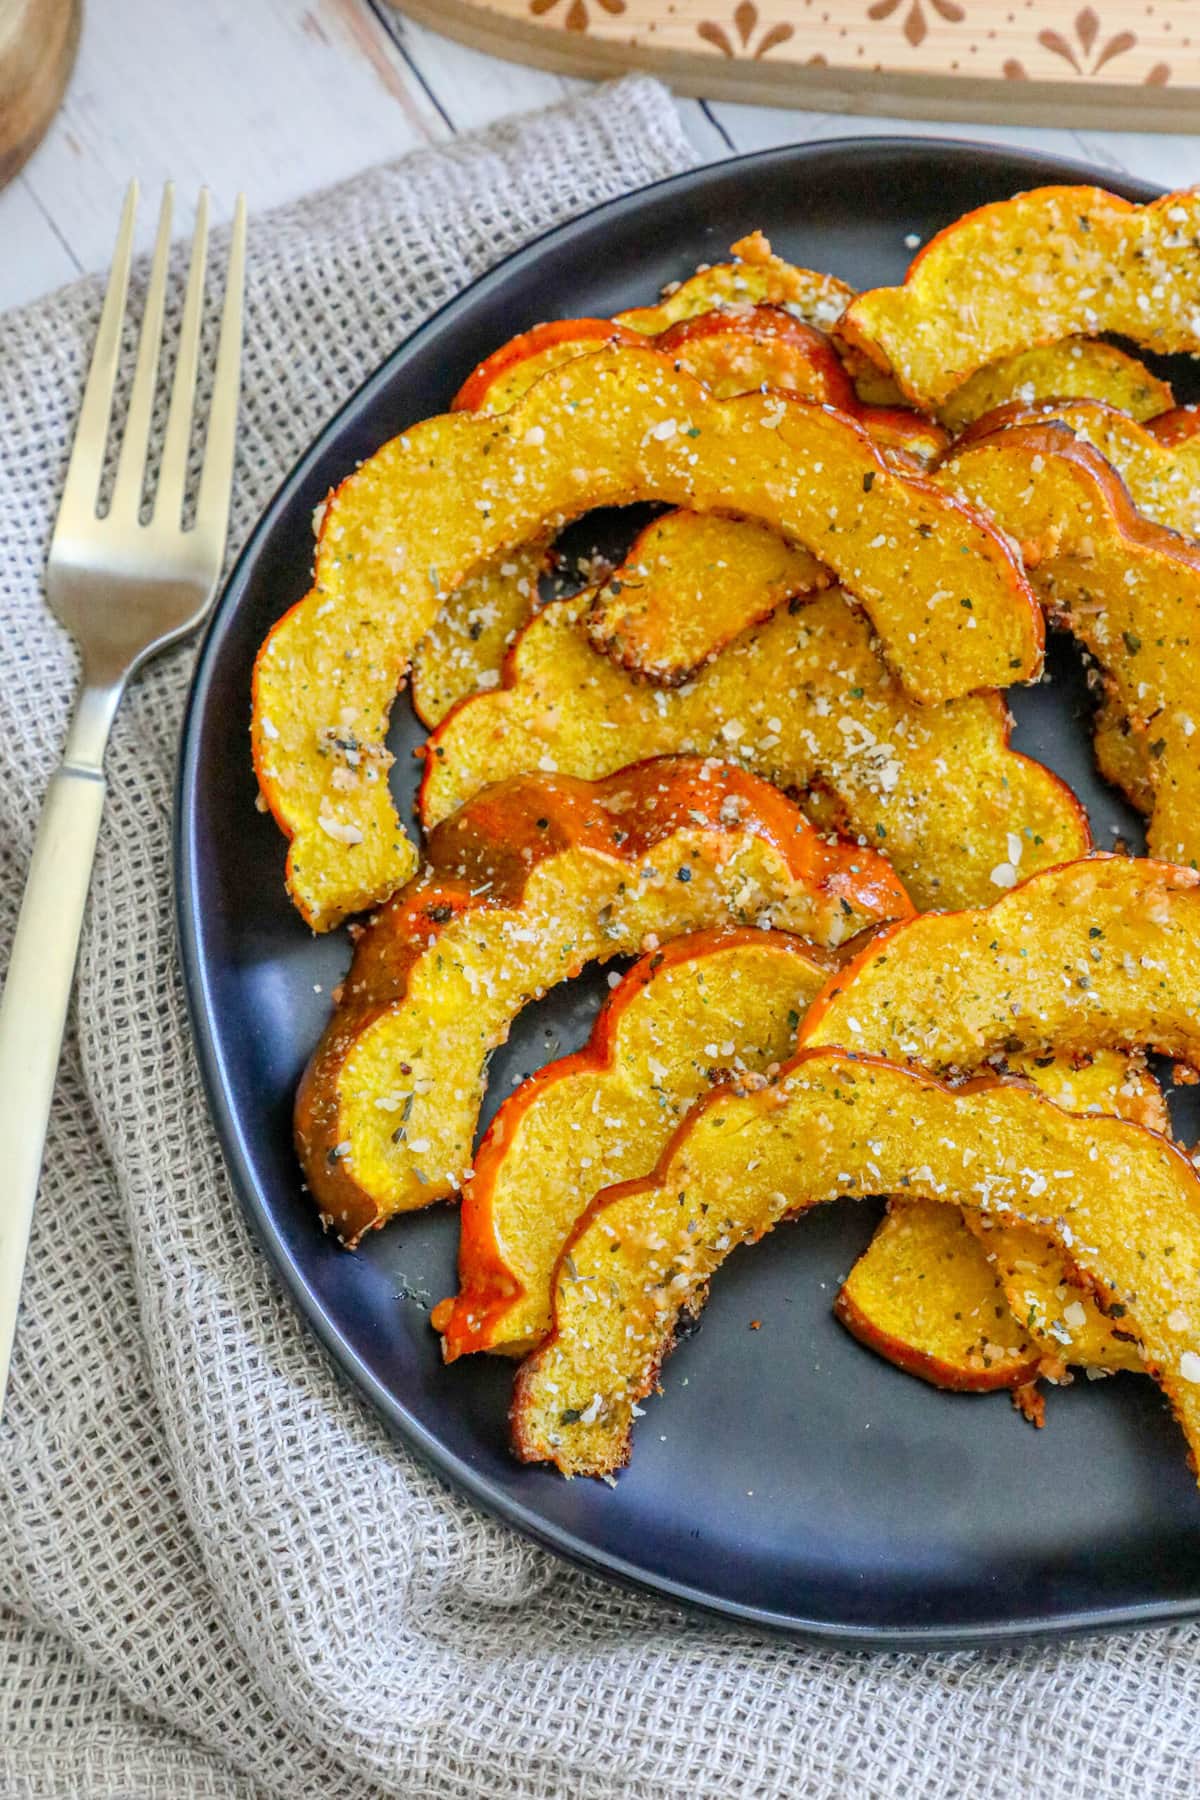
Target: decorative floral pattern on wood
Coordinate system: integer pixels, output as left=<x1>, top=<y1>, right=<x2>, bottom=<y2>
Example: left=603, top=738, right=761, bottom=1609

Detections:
left=1003, top=6, right=1170, bottom=84
left=529, top=0, right=625, bottom=32
left=697, top=2, right=793, bottom=60
left=507, top=0, right=1195, bottom=97
left=866, top=0, right=965, bottom=53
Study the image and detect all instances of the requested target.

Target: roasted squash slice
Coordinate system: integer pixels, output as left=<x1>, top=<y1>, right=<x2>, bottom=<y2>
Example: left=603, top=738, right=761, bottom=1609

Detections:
left=966, top=1212, right=1144, bottom=1382
left=483, top=232, right=894, bottom=405
left=843, top=186, right=1200, bottom=408
left=614, top=232, right=854, bottom=335
left=937, top=422, right=1200, bottom=867
left=255, top=346, right=1040, bottom=929
left=435, top=927, right=832, bottom=1361
left=958, top=398, right=1200, bottom=541
left=451, top=319, right=643, bottom=414
left=802, top=857, right=1200, bottom=1382
left=419, top=589, right=1088, bottom=913
left=461, top=308, right=947, bottom=470
left=512, top=1050, right=1200, bottom=1479
left=1148, top=405, right=1200, bottom=449
left=578, top=322, right=945, bottom=681
left=653, top=310, right=947, bottom=467
left=1093, top=690, right=1155, bottom=814
left=413, top=329, right=626, bottom=734
left=801, top=856, right=1200, bottom=1070
left=937, top=338, right=1174, bottom=434
left=937, top=1045, right=1163, bottom=1381
left=410, top=540, right=551, bottom=731
left=659, top=307, right=854, bottom=404
left=296, top=757, right=909, bottom=1242
left=432, top=309, right=944, bottom=709
left=455, top=310, right=843, bottom=415
left=427, top=315, right=863, bottom=724
left=841, top=1048, right=1165, bottom=1394
left=414, top=509, right=827, bottom=731
left=582, top=509, right=828, bottom=688
left=415, top=389, right=1200, bottom=731
left=417, top=324, right=644, bottom=732
left=837, top=1197, right=1045, bottom=1394
left=559, top=355, right=1007, bottom=696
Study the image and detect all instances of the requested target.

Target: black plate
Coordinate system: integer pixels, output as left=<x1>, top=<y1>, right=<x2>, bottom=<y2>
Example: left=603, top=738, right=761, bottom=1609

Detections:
left=177, top=137, right=1200, bottom=1647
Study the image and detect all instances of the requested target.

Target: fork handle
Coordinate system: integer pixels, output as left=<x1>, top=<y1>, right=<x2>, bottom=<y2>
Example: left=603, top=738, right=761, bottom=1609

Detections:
left=0, top=761, right=106, bottom=1416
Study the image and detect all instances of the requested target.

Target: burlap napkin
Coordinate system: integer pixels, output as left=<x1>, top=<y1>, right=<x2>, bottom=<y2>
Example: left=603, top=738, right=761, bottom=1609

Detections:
left=1, top=74, right=1198, bottom=1800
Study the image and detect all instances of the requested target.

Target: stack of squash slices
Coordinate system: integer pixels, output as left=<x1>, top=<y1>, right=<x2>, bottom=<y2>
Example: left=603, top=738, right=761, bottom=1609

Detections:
left=251, top=190, right=1200, bottom=1488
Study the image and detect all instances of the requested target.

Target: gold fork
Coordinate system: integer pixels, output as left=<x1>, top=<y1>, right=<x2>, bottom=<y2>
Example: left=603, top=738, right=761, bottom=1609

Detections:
left=0, top=184, right=246, bottom=1414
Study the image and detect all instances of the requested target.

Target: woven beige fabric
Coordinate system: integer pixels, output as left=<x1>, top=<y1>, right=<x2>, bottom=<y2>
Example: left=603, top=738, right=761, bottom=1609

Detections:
left=1, top=74, right=1199, bottom=1800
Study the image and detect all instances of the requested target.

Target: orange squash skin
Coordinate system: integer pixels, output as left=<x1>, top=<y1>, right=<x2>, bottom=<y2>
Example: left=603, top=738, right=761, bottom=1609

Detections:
left=451, top=318, right=643, bottom=412
left=510, top=1048, right=1200, bottom=1477
left=834, top=1282, right=1043, bottom=1394
left=1148, top=406, right=1200, bottom=449
left=436, top=925, right=832, bottom=1361
left=297, top=756, right=911, bottom=1245
left=458, top=306, right=948, bottom=471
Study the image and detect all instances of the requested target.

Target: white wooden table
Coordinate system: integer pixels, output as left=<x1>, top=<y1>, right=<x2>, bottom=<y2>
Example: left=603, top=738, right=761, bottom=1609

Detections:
left=6, top=0, right=1200, bottom=314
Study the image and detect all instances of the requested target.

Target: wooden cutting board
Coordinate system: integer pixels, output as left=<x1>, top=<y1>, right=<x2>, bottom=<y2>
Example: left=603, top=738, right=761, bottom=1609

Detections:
left=0, top=0, right=80, bottom=188
left=391, top=0, right=1200, bottom=130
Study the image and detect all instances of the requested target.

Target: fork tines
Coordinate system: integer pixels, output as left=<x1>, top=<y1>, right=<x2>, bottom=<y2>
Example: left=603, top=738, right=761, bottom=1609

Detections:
left=55, top=182, right=246, bottom=562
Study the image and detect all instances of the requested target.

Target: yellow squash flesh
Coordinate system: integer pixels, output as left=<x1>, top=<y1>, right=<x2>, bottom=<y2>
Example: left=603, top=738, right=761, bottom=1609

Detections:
left=618, top=233, right=904, bottom=405
left=416, top=309, right=916, bottom=721
left=842, top=1048, right=1164, bottom=1390
left=962, top=398, right=1200, bottom=541
left=801, top=858, right=1200, bottom=1385
left=436, top=929, right=831, bottom=1361
left=297, top=759, right=908, bottom=1239
left=1092, top=690, right=1155, bottom=814
left=512, top=1052, right=1200, bottom=1479
left=937, top=423, right=1200, bottom=868
left=843, top=185, right=1200, bottom=408
left=411, top=540, right=550, bottom=730
left=801, top=857, right=1200, bottom=1071
left=837, top=1198, right=1044, bottom=1392
left=253, top=347, right=1041, bottom=929
left=614, top=234, right=854, bottom=334
left=419, top=589, right=1089, bottom=913
left=415, top=511, right=826, bottom=728
left=938, top=339, right=1173, bottom=433
left=582, top=509, right=827, bottom=685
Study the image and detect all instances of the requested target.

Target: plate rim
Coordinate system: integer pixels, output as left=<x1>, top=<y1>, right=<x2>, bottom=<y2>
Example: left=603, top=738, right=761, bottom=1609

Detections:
left=175, top=133, right=1200, bottom=1648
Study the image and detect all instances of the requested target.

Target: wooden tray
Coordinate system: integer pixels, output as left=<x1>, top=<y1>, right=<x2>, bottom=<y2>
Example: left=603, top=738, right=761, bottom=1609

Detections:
left=391, top=0, right=1200, bottom=130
